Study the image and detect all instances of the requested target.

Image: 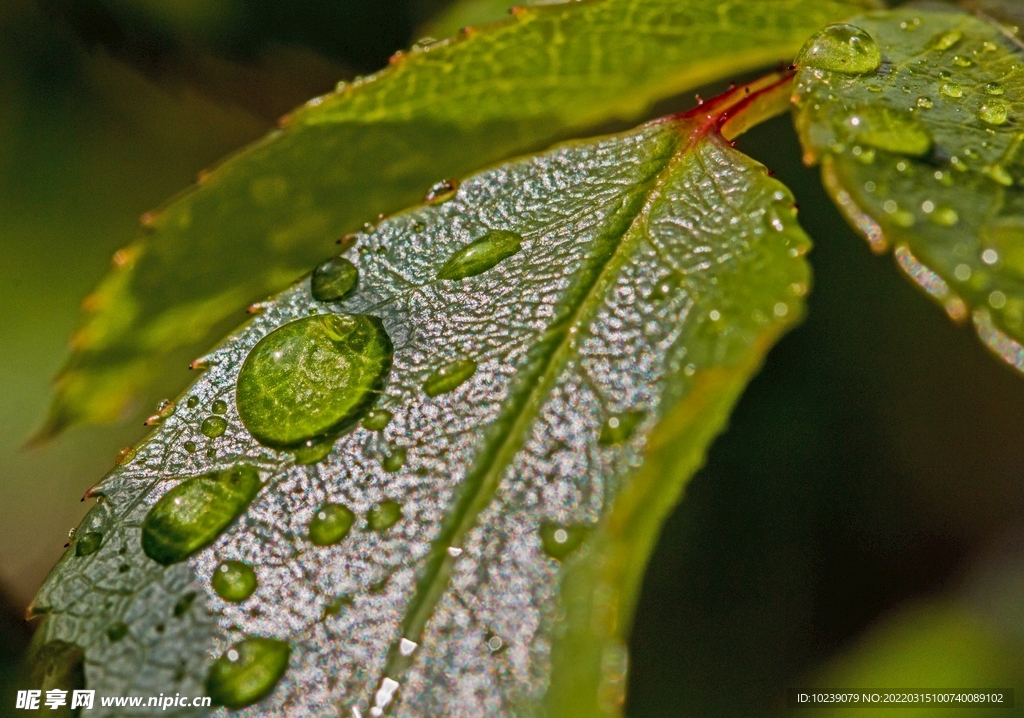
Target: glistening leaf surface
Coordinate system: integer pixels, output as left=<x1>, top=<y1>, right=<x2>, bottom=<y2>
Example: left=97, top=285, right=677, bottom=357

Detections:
left=43, top=0, right=874, bottom=437
left=32, top=79, right=810, bottom=717
left=792, top=8, right=1024, bottom=371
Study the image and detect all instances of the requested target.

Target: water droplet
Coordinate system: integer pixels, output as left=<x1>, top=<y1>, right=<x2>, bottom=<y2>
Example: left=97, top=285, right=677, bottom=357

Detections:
left=323, top=595, right=353, bottom=616
left=796, top=24, right=881, bottom=74
left=236, top=315, right=393, bottom=449
left=366, top=500, right=402, bottom=532
left=311, top=257, right=359, bottom=302
left=211, top=399, right=228, bottom=415
left=930, top=206, right=959, bottom=226
left=983, top=164, right=1014, bottom=186
left=916, top=96, right=933, bottom=109
left=647, top=274, right=681, bottom=301
left=115, top=447, right=136, bottom=466
left=184, top=440, right=197, bottom=453
left=201, top=415, right=227, bottom=438
left=844, top=106, right=932, bottom=157
left=186, top=396, right=199, bottom=409
left=990, top=290, right=1008, bottom=309
left=422, top=358, right=477, bottom=397
left=106, top=622, right=128, bottom=642
left=206, top=637, right=290, bottom=709
left=381, top=447, right=407, bottom=473
left=213, top=561, right=258, bottom=602
left=540, top=522, right=588, bottom=560
left=952, top=55, right=973, bottom=67
left=437, top=230, right=523, bottom=280
left=399, top=638, right=418, bottom=656
left=940, top=82, right=963, bottom=98
left=985, top=82, right=1005, bottom=96
left=982, top=249, right=999, bottom=265
left=955, top=263, right=972, bottom=281
left=76, top=532, right=102, bottom=557
left=157, top=399, right=176, bottom=418
left=598, top=410, right=646, bottom=445
left=928, top=29, right=962, bottom=51
left=362, top=409, right=393, bottom=431
left=308, top=503, right=355, bottom=546
left=142, top=465, right=262, bottom=565
left=486, top=633, right=506, bottom=653
left=173, top=591, right=197, bottom=617
left=978, top=100, right=1010, bottom=126
left=424, top=179, right=458, bottom=204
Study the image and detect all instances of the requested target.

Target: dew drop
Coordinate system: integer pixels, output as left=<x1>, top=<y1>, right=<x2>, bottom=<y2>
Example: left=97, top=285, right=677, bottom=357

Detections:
left=213, top=560, right=258, bottom=601
left=206, top=637, right=290, bottom=709
left=236, top=314, right=393, bottom=449
left=76, top=532, right=103, bottom=557
left=211, top=399, right=228, bottom=415
left=844, top=106, right=932, bottom=157
left=366, top=500, right=402, bottom=532
left=978, top=100, right=1010, bottom=126
left=305, top=503, right=355, bottom=546
left=115, top=447, right=136, bottom=466
left=293, top=439, right=334, bottom=465
left=186, top=396, right=199, bottom=409
left=311, top=256, right=359, bottom=302
left=940, top=82, right=963, bottom=98
left=106, top=622, right=128, bottom=642
left=422, top=358, right=477, bottom=397
left=928, top=29, right=962, bottom=51
left=646, top=273, right=681, bottom=301
left=437, top=230, right=523, bottom=280
left=990, top=290, right=1008, bottom=309
left=201, top=415, right=227, bottom=438
left=916, top=96, right=933, bottom=109
left=141, top=465, right=262, bottom=565
left=424, top=178, right=458, bottom=204
left=952, top=55, right=973, bottom=67
left=184, top=440, right=197, bottom=453
left=540, top=522, right=588, bottom=560
left=362, top=409, right=393, bottom=431
left=598, top=410, right=646, bottom=445
left=982, top=249, right=999, bottom=265
left=381, top=447, right=407, bottom=473
left=985, top=82, right=1005, bottom=96
left=796, top=24, right=881, bottom=74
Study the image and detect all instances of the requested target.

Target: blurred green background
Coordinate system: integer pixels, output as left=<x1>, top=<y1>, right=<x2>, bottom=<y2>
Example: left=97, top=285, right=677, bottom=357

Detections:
left=1, top=1, right=1022, bottom=716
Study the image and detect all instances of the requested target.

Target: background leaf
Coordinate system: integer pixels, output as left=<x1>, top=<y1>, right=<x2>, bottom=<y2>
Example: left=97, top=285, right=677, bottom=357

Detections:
left=32, top=78, right=810, bottom=716
left=42, top=0, right=875, bottom=438
left=792, top=7, right=1024, bottom=373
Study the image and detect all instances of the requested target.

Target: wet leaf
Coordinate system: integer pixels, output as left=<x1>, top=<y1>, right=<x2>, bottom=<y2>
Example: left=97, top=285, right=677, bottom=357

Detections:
left=792, top=8, right=1024, bottom=371
left=32, top=77, right=810, bottom=716
left=41, top=0, right=874, bottom=437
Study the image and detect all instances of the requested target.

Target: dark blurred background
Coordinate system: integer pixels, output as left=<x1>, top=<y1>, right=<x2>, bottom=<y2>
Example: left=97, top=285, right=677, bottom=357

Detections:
left=1, top=1, right=1022, bottom=716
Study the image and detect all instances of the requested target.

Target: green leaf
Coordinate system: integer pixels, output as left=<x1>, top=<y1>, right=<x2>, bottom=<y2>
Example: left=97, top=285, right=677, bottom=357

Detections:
left=792, top=7, right=1024, bottom=372
left=31, top=77, right=810, bottom=716
left=41, top=0, right=874, bottom=437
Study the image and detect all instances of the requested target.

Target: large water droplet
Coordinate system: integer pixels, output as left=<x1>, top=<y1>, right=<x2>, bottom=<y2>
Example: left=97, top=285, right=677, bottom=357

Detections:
left=796, top=24, right=881, bottom=74
left=211, top=399, right=228, bottom=415
left=978, top=100, right=1010, bottom=126
left=424, top=178, right=458, bottom=204
left=985, top=82, right=1005, bottom=96
left=362, top=409, right=393, bottom=431
left=598, top=410, right=646, bottom=446
left=311, top=256, right=359, bottom=302
left=366, top=500, right=402, bottom=532
left=940, top=82, right=963, bottom=99
left=236, top=314, right=393, bottom=449
left=201, top=415, right=227, bottom=438
left=308, top=503, right=355, bottom=545
left=916, top=96, right=933, bottom=109
left=422, top=358, right=477, bottom=397
left=141, top=465, right=262, bottom=565
left=212, top=560, right=258, bottom=602
left=206, top=637, right=290, bottom=709
left=437, top=230, right=522, bottom=280
left=844, top=106, right=932, bottom=157
left=76, top=532, right=102, bottom=557
left=540, top=522, right=588, bottom=560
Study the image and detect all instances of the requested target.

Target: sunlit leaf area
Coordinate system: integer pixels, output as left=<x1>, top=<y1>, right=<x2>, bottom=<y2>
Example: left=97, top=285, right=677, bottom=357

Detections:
left=2, top=1, right=1024, bottom=716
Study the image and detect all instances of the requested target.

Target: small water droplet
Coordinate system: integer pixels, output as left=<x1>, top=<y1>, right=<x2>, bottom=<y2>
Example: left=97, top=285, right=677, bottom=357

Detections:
left=940, top=82, right=963, bottom=99
left=978, top=100, right=1010, bottom=126
left=106, top=622, right=128, bottom=642
left=916, top=96, right=934, bottom=109
left=311, top=257, right=359, bottom=302
left=366, top=501, right=402, bottom=532
left=982, top=249, right=1000, bottom=265
left=186, top=396, right=199, bottom=409
left=422, top=358, right=477, bottom=397
left=323, top=595, right=353, bottom=616
left=184, top=440, right=197, bottom=453
left=211, top=399, right=228, bottom=415
left=361, top=409, right=393, bottom=431
left=844, top=106, right=932, bottom=157
left=142, top=465, right=262, bottom=565
left=213, top=560, right=257, bottom=601
left=540, top=522, right=588, bottom=560
left=437, top=230, right=523, bottom=280
left=76, top=532, right=103, bottom=557
left=985, top=82, right=1005, bottom=96
left=952, top=55, right=973, bottom=67
left=796, top=24, right=882, bottom=74
left=486, top=634, right=505, bottom=653
left=173, top=591, right=197, bottom=617
left=115, top=447, right=136, bottom=466
left=157, top=399, right=176, bottom=418
left=201, top=415, right=228, bottom=438
left=990, top=290, right=1008, bottom=309
left=930, top=206, right=959, bottom=226
left=381, top=447, right=407, bottom=473
left=424, top=179, right=458, bottom=204
left=308, top=503, right=355, bottom=546
left=294, top=439, right=334, bottom=465
left=598, top=410, right=645, bottom=445
left=646, top=274, right=681, bottom=301
left=928, top=29, right=962, bottom=51
left=236, top=315, right=393, bottom=449
left=955, top=263, right=972, bottom=281
left=206, top=637, right=290, bottom=708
